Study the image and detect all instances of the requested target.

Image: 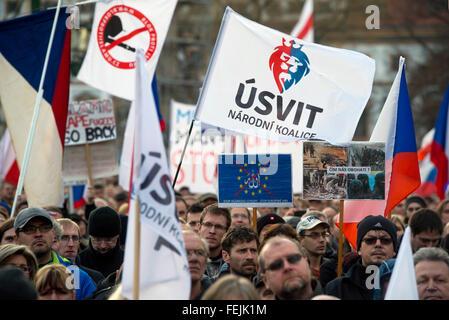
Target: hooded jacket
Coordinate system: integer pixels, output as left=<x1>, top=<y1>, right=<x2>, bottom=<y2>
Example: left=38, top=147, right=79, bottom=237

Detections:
left=77, top=239, right=124, bottom=278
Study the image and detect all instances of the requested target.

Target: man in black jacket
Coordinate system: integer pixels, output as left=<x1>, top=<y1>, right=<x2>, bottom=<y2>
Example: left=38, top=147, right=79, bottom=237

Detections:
left=324, top=215, right=397, bottom=300
left=77, top=206, right=124, bottom=278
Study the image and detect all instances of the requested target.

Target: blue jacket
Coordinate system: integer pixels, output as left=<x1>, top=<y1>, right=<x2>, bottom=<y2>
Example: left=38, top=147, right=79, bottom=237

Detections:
left=46, top=250, right=97, bottom=300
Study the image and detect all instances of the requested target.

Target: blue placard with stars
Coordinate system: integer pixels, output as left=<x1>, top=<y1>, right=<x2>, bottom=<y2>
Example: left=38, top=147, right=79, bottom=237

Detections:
left=217, top=154, right=293, bottom=207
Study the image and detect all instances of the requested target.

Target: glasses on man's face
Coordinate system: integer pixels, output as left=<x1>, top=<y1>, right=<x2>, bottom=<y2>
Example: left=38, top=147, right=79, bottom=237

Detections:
left=60, top=235, right=80, bottom=243
left=266, top=253, right=302, bottom=271
left=20, top=224, right=52, bottom=235
left=201, top=222, right=227, bottom=232
left=303, top=232, right=330, bottom=240
left=186, top=249, right=206, bottom=258
left=362, top=236, right=393, bottom=246
left=90, top=236, right=116, bottom=245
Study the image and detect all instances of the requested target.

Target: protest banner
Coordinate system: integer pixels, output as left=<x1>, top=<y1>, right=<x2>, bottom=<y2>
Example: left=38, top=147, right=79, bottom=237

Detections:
left=65, top=99, right=116, bottom=146
left=65, top=98, right=116, bottom=185
left=303, top=141, right=385, bottom=200
left=170, top=100, right=225, bottom=193
left=62, top=140, right=119, bottom=186
left=194, top=7, right=375, bottom=145
left=217, top=154, right=293, bottom=207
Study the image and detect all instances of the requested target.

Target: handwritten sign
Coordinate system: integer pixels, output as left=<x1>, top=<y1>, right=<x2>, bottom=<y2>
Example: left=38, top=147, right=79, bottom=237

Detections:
left=65, top=99, right=116, bottom=146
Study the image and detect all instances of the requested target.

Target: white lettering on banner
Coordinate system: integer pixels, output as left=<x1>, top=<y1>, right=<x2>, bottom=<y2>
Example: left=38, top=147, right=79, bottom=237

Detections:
left=65, top=99, right=116, bottom=146
left=134, top=150, right=184, bottom=254
left=194, top=8, right=375, bottom=145
left=327, top=167, right=372, bottom=174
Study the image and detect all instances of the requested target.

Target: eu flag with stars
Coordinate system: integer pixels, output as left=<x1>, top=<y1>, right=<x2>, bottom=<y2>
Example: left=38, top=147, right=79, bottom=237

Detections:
left=218, top=154, right=293, bottom=207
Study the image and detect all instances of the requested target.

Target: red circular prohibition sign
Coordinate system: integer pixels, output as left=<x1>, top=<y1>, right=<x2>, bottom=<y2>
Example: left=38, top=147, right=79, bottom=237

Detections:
left=97, top=5, right=157, bottom=69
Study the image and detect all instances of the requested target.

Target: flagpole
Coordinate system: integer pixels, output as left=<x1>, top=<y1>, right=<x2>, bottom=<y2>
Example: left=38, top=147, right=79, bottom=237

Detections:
left=68, top=186, right=75, bottom=213
left=133, top=198, right=141, bottom=300
left=252, top=208, right=257, bottom=233
left=172, top=119, right=194, bottom=188
left=85, top=144, right=94, bottom=186
left=337, top=199, right=344, bottom=277
left=11, top=0, right=62, bottom=217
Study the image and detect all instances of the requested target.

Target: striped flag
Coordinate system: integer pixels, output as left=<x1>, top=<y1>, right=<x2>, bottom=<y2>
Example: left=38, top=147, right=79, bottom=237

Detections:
left=291, top=0, right=314, bottom=42
left=0, top=9, right=70, bottom=207
left=0, top=129, right=19, bottom=186
left=430, top=85, right=449, bottom=200
left=342, top=57, right=420, bottom=248
left=414, top=128, right=437, bottom=197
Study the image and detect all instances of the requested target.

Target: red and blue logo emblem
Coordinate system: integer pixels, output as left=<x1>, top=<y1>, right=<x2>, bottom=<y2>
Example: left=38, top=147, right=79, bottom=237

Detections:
left=269, top=38, right=310, bottom=94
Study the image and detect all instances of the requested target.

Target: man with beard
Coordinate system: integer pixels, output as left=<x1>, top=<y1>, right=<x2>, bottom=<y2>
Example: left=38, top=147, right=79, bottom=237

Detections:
left=259, top=236, right=313, bottom=300
left=217, top=226, right=259, bottom=281
left=77, top=206, right=124, bottom=278
left=183, top=229, right=212, bottom=299
left=324, top=215, right=397, bottom=300
left=414, top=247, right=449, bottom=300
left=199, top=204, right=231, bottom=279
left=15, top=207, right=96, bottom=299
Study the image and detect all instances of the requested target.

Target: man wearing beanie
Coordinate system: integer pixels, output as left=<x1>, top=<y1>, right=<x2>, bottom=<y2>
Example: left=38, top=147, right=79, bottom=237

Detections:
left=324, top=215, right=397, bottom=300
left=257, top=213, right=285, bottom=242
left=77, top=206, right=124, bottom=278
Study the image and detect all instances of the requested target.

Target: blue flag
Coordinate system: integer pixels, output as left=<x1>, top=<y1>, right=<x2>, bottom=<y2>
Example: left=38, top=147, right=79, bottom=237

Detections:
left=218, top=154, right=293, bottom=207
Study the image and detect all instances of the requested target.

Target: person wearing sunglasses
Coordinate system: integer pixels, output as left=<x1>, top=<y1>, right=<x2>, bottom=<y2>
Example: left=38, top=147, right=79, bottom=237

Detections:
left=324, top=215, right=398, bottom=300
left=259, top=236, right=313, bottom=300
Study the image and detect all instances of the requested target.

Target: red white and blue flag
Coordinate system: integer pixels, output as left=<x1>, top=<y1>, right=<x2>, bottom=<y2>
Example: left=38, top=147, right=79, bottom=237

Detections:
left=342, top=57, right=420, bottom=248
left=414, top=128, right=437, bottom=197
left=430, top=85, right=449, bottom=200
left=291, top=0, right=314, bottom=42
left=0, top=9, right=70, bottom=207
left=0, top=129, right=19, bottom=186
left=72, top=185, right=88, bottom=209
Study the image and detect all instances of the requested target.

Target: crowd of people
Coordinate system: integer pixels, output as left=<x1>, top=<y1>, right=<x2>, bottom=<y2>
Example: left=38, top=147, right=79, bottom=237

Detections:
left=1, top=178, right=449, bottom=301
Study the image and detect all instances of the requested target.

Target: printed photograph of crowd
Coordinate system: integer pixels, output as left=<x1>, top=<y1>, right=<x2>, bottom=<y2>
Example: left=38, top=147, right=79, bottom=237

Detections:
left=303, top=142, right=385, bottom=200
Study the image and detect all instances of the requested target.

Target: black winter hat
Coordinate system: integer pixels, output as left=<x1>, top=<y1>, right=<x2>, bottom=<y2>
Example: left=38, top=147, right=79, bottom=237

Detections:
left=257, top=213, right=285, bottom=235
left=356, top=215, right=398, bottom=252
left=88, top=206, right=121, bottom=237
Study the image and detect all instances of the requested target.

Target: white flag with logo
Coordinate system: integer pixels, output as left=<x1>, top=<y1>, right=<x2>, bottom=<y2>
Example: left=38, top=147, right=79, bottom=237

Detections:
left=77, top=0, right=177, bottom=100
left=121, top=50, right=190, bottom=300
left=194, top=7, right=375, bottom=145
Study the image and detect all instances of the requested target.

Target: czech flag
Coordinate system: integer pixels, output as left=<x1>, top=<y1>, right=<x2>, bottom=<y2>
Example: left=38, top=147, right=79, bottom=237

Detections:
left=0, top=9, right=70, bottom=207
left=341, top=57, right=420, bottom=249
left=430, top=85, right=449, bottom=200
left=72, top=185, right=88, bottom=209
left=414, top=129, right=438, bottom=197
left=0, top=129, right=19, bottom=186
